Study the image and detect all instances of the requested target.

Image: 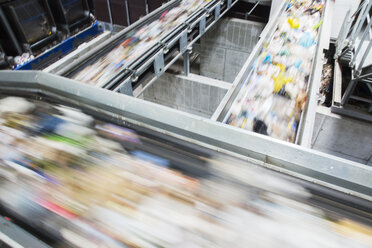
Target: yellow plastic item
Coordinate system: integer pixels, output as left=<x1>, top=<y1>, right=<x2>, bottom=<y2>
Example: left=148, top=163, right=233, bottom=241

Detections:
left=272, top=71, right=293, bottom=93
left=288, top=17, right=299, bottom=29
left=240, top=118, right=247, bottom=128
left=313, top=20, right=323, bottom=30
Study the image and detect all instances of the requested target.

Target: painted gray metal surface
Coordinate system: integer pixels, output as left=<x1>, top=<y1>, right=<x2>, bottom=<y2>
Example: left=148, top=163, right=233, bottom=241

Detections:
left=0, top=70, right=371, bottom=202
left=297, top=0, right=333, bottom=147
left=0, top=217, right=51, bottom=248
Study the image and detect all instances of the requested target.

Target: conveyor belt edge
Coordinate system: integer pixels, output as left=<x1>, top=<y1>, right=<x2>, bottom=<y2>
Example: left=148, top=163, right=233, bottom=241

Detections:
left=0, top=70, right=371, bottom=202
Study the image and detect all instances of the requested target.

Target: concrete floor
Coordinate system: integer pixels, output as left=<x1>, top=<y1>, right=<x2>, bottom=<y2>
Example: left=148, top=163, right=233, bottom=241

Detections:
left=312, top=106, right=372, bottom=166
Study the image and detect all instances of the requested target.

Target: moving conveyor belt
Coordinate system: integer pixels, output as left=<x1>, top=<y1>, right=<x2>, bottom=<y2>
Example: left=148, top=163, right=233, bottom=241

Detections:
left=0, top=88, right=371, bottom=248
left=55, top=0, right=238, bottom=90
left=49, top=0, right=330, bottom=148
left=0, top=2, right=370, bottom=244
left=0, top=70, right=371, bottom=199
left=211, top=0, right=329, bottom=145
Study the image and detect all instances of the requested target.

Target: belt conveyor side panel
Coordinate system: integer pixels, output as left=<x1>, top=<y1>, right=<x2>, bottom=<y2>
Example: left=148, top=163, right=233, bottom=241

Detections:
left=0, top=70, right=371, bottom=201
left=14, top=21, right=103, bottom=70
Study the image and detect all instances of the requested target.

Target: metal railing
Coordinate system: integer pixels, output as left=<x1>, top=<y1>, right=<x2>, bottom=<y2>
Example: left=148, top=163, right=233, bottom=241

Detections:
left=333, top=0, right=372, bottom=121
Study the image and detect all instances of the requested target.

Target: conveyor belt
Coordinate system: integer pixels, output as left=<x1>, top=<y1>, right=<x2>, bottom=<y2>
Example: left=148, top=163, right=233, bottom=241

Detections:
left=212, top=0, right=330, bottom=146
left=55, top=0, right=183, bottom=81
left=56, top=0, right=238, bottom=90
left=0, top=90, right=371, bottom=248
left=0, top=70, right=371, bottom=200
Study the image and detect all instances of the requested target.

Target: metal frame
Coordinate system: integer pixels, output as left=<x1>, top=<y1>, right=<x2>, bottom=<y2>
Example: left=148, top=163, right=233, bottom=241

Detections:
left=132, top=0, right=239, bottom=97
left=111, top=0, right=239, bottom=94
left=333, top=0, right=372, bottom=120
left=106, top=0, right=114, bottom=31
left=53, top=0, right=237, bottom=93
left=53, top=0, right=182, bottom=79
left=0, top=217, right=51, bottom=248
left=0, top=70, right=371, bottom=202
left=335, top=0, right=372, bottom=60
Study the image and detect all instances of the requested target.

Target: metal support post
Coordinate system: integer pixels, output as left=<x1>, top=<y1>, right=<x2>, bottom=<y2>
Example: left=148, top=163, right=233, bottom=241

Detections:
left=106, top=0, right=114, bottom=32
left=356, top=39, right=372, bottom=73
left=341, top=79, right=358, bottom=106
left=154, top=51, right=165, bottom=76
left=125, top=0, right=131, bottom=26
left=351, top=16, right=372, bottom=67
left=145, top=0, right=149, bottom=14
left=119, top=80, right=134, bottom=96
left=350, top=0, right=371, bottom=44
left=183, top=50, right=190, bottom=76
left=245, top=1, right=260, bottom=19
left=179, top=30, right=189, bottom=76
left=215, top=3, right=220, bottom=21
left=334, top=9, right=351, bottom=59
left=199, top=15, right=206, bottom=35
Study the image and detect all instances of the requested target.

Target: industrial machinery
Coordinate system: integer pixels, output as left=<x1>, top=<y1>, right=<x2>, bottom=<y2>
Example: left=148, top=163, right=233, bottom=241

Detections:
left=0, top=0, right=371, bottom=247
left=52, top=0, right=238, bottom=90
left=0, top=70, right=371, bottom=247
left=333, top=0, right=372, bottom=122
left=2, top=0, right=59, bottom=55
left=41, top=0, right=330, bottom=147
left=0, top=0, right=105, bottom=70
